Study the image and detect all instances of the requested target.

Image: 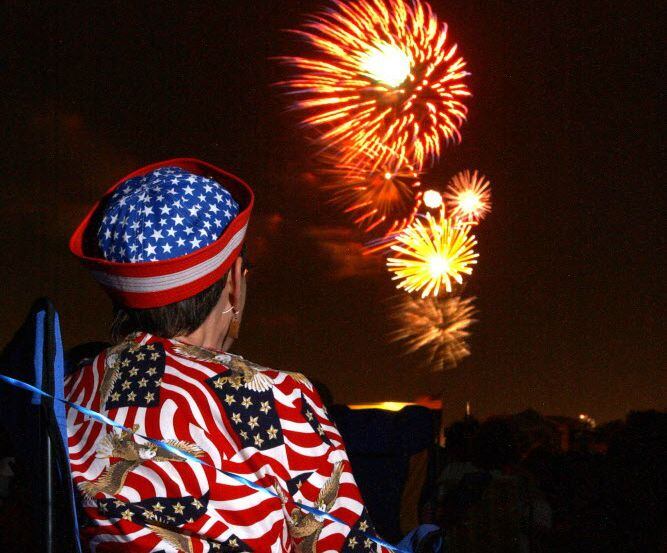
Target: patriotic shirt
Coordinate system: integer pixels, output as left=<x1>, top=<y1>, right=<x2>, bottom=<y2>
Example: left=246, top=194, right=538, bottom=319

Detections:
left=65, top=332, right=390, bottom=552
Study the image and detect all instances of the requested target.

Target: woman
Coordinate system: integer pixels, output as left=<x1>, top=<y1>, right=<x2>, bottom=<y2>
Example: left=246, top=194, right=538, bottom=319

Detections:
left=66, top=159, right=392, bottom=552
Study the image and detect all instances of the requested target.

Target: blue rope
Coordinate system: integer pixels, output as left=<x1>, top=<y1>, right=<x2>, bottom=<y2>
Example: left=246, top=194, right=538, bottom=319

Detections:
left=0, top=373, right=408, bottom=552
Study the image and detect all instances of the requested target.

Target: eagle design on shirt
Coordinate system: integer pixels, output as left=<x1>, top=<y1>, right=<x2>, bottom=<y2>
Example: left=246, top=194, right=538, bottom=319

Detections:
left=279, top=462, right=344, bottom=553
left=147, top=524, right=195, bottom=553
left=175, top=342, right=312, bottom=391
left=99, top=340, right=138, bottom=404
left=173, top=343, right=274, bottom=392
left=79, top=425, right=203, bottom=498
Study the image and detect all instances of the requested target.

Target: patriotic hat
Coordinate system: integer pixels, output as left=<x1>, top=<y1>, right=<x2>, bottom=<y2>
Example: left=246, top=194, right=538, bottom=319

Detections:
left=70, top=158, right=253, bottom=308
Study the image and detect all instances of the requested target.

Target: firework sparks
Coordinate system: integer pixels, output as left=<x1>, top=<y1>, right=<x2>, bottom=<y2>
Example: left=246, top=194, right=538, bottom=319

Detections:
left=391, top=294, right=477, bottom=371
left=277, top=0, right=471, bottom=169
left=321, top=150, right=422, bottom=236
left=444, top=170, right=492, bottom=223
left=387, top=209, right=478, bottom=297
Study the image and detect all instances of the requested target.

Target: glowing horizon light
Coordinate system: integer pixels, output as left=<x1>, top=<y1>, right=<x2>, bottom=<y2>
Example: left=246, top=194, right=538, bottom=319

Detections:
left=390, top=294, right=477, bottom=371
left=423, top=189, right=443, bottom=209
left=359, top=42, right=411, bottom=87
left=444, top=169, right=491, bottom=223
left=387, top=210, right=478, bottom=297
left=277, top=0, right=471, bottom=170
left=349, top=401, right=414, bottom=411
left=578, top=413, right=597, bottom=428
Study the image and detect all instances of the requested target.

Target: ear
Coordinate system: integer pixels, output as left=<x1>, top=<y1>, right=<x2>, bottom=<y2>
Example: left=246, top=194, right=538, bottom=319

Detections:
left=227, top=255, right=245, bottom=307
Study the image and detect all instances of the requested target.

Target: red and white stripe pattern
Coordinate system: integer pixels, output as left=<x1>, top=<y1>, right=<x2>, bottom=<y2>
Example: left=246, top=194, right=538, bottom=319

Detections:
left=65, top=333, right=390, bottom=552
left=69, top=159, right=254, bottom=308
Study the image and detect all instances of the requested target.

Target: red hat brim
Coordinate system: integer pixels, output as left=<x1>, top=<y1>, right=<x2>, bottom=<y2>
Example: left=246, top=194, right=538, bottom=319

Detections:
left=69, top=158, right=254, bottom=308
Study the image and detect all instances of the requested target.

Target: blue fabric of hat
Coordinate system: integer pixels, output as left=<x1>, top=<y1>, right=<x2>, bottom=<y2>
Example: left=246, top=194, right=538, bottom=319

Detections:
left=97, top=166, right=240, bottom=263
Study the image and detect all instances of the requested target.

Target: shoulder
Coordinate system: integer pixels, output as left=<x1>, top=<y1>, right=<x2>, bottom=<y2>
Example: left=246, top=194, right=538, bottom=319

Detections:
left=166, top=344, right=313, bottom=393
left=165, top=342, right=330, bottom=412
left=217, top=353, right=317, bottom=398
left=182, top=349, right=331, bottom=418
left=165, top=347, right=345, bottom=449
left=234, top=355, right=312, bottom=388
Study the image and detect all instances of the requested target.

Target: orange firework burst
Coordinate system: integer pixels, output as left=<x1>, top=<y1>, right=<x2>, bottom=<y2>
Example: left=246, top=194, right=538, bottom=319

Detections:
left=278, top=0, right=471, bottom=169
left=444, top=170, right=492, bottom=223
left=390, top=294, right=477, bottom=370
left=321, top=149, right=422, bottom=236
left=387, top=209, right=478, bottom=297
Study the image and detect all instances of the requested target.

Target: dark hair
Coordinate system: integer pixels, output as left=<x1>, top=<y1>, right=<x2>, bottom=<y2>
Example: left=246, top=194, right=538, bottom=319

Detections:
left=111, top=276, right=227, bottom=343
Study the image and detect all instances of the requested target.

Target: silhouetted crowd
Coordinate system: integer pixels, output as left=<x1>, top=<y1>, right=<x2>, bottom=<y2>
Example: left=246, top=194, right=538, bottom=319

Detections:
left=418, top=409, right=667, bottom=553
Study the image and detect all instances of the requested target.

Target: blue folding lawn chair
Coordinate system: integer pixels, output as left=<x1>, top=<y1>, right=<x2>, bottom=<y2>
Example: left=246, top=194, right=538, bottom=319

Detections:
left=0, top=298, right=82, bottom=552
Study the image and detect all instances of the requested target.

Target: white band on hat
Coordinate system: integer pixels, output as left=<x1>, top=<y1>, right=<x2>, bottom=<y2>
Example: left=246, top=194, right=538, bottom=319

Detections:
left=90, top=224, right=248, bottom=294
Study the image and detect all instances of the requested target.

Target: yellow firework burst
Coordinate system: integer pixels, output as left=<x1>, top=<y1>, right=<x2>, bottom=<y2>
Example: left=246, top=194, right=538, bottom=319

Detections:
left=391, top=294, right=477, bottom=371
left=444, top=170, right=492, bottom=223
left=320, top=150, right=422, bottom=236
left=277, top=0, right=470, bottom=170
left=387, top=209, right=478, bottom=297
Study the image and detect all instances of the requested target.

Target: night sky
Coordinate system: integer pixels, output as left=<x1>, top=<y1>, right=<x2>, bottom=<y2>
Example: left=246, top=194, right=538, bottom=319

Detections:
left=2, top=1, right=663, bottom=423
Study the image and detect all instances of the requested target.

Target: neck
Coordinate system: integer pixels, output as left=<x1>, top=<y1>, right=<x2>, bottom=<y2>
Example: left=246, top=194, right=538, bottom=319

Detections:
left=176, top=327, right=225, bottom=351
left=175, top=310, right=233, bottom=351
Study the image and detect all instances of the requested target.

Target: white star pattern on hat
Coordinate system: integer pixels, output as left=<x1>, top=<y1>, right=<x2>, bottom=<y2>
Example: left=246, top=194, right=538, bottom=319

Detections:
left=97, top=167, right=240, bottom=263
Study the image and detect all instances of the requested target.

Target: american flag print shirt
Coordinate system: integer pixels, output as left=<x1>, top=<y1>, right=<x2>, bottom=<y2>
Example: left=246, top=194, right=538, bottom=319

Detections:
left=65, top=333, right=390, bottom=552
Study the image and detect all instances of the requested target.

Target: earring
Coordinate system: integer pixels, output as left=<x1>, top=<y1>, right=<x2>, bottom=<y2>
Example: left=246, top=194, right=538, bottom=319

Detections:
left=227, top=307, right=241, bottom=340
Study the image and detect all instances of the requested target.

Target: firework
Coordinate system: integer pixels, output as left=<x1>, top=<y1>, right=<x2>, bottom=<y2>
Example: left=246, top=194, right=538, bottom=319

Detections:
left=422, top=189, right=443, bottom=209
left=321, top=149, right=422, bottom=235
left=387, top=209, right=478, bottom=297
left=391, top=294, right=477, bottom=371
left=278, top=0, right=470, bottom=169
left=444, top=170, right=491, bottom=223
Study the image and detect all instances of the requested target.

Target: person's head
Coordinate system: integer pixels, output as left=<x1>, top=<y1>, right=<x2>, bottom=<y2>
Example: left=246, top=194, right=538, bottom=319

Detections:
left=444, top=418, right=479, bottom=462
left=110, top=248, right=248, bottom=349
left=472, top=417, right=520, bottom=471
left=70, top=159, right=254, bottom=350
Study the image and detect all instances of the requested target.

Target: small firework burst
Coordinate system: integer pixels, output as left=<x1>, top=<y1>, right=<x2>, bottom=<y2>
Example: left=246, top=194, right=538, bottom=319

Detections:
left=387, top=209, right=478, bottom=297
left=391, top=294, right=477, bottom=370
left=320, top=149, right=422, bottom=236
left=422, top=188, right=443, bottom=209
left=277, top=0, right=470, bottom=169
left=444, top=170, right=491, bottom=223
